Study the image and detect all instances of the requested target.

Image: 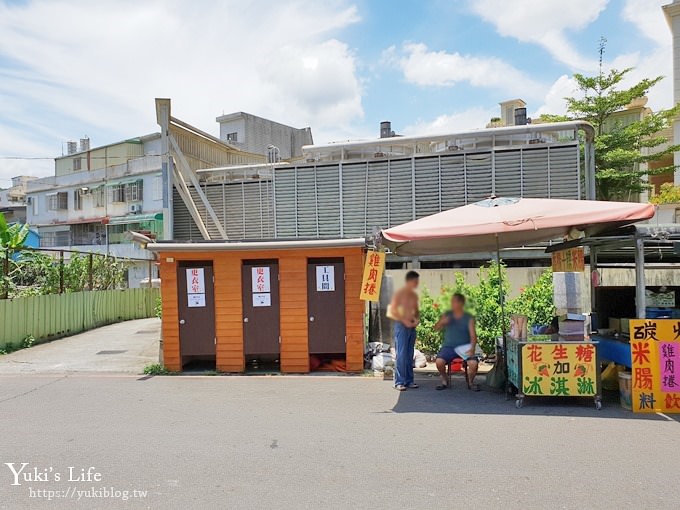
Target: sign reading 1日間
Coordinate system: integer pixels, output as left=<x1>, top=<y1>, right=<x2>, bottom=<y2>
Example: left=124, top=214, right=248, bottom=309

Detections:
left=630, top=319, right=680, bottom=413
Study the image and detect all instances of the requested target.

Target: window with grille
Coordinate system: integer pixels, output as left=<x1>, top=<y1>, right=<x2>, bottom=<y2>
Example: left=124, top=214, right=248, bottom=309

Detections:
left=74, top=190, right=83, bottom=210
left=47, top=192, right=68, bottom=210
left=93, top=186, right=106, bottom=208
left=226, top=132, right=238, bottom=142
left=125, top=180, right=143, bottom=202
left=73, top=158, right=82, bottom=171
left=110, top=184, right=125, bottom=203
left=153, top=176, right=163, bottom=201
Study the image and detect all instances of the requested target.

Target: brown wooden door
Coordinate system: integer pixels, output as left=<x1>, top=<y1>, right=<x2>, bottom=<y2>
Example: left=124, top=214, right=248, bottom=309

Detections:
left=307, top=259, right=346, bottom=354
left=177, top=262, right=216, bottom=357
left=242, top=261, right=280, bottom=355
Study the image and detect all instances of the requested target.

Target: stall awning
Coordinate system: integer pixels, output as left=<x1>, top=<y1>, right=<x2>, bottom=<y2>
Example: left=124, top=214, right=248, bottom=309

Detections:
left=381, top=198, right=656, bottom=256
left=147, top=238, right=366, bottom=252
left=108, top=213, right=163, bottom=225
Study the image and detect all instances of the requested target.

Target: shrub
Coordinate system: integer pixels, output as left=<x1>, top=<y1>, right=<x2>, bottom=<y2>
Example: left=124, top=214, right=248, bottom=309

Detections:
left=650, top=182, right=680, bottom=205
left=143, top=363, right=170, bottom=375
left=509, top=269, right=554, bottom=327
left=154, top=296, right=162, bottom=318
left=416, top=263, right=553, bottom=356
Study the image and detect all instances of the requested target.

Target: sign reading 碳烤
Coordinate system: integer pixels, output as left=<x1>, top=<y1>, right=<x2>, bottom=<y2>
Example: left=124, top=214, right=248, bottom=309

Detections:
left=521, top=342, right=597, bottom=397
left=316, top=266, right=335, bottom=292
left=551, top=247, right=585, bottom=273
left=630, top=319, right=680, bottom=413
left=359, top=250, right=385, bottom=302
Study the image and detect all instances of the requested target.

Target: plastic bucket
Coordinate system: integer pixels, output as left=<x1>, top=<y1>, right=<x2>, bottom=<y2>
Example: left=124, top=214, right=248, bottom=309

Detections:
left=618, top=372, right=632, bottom=410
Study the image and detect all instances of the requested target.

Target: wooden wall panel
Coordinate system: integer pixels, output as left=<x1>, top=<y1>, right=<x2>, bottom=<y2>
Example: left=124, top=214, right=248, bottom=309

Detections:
left=157, top=246, right=366, bottom=373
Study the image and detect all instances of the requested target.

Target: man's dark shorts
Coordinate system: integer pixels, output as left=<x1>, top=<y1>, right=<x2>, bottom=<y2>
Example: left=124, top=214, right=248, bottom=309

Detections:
left=436, top=346, right=459, bottom=363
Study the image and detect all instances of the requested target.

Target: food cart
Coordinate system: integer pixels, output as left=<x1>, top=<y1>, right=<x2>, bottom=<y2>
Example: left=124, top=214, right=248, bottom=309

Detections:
left=507, top=336, right=601, bottom=409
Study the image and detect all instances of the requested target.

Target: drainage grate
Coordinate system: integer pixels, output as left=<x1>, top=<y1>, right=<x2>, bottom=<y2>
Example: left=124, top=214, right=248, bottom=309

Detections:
left=96, top=350, right=127, bottom=355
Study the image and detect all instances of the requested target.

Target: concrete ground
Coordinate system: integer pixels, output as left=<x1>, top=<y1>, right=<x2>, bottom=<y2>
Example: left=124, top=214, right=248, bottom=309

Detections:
left=0, top=319, right=160, bottom=374
left=0, top=372, right=678, bottom=510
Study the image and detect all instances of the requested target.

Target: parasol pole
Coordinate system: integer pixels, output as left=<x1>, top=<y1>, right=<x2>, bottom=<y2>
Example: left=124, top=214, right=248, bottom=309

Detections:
left=496, top=234, right=509, bottom=399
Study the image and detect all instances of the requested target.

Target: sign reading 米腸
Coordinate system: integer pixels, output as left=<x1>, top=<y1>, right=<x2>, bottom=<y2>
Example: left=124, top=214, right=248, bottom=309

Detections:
left=359, top=250, right=385, bottom=302
left=521, top=342, right=597, bottom=397
left=630, top=319, right=680, bottom=413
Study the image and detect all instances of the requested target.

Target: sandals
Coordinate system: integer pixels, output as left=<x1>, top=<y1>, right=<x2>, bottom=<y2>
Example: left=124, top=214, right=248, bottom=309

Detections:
left=395, top=384, right=407, bottom=391
left=436, top=384, right=448, bottom=390
left=469, top=383, right=481, bottom=392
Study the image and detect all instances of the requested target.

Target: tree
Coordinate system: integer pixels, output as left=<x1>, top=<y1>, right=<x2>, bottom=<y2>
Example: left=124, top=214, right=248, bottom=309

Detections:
left=542, top=39, right=680, bottom=200
left=0, top=212, right=29, bottom=250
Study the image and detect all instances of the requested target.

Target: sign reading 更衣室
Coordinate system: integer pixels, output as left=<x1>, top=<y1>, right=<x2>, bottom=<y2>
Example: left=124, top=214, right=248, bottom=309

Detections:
left=316, top=266, right=335, bottom=292
left=359, top=250, right=385, bottom=302
left=186, top=268, right=206, bottom=308
left=630, top=319, right=680, bottom=413
left=251, top=267, right=270, bottom=293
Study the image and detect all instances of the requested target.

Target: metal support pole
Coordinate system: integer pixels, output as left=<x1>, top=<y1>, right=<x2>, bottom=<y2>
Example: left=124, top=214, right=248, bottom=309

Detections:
left=589, top=246, right=597, bottom=313
left=59, top=250, right=64, bottom=294
left=88, top=253, right=94, bottom=291
left=3, top=249, right=9, bottom=299
left=634, top=237, right=646, bottom=319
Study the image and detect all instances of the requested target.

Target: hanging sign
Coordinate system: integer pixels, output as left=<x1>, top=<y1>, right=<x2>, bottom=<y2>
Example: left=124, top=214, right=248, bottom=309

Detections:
left=359, top=250, right=385, bottom=302
left=551, top=248, right=585, bottom=272
left=316, top=266, right=335, bottom=292
left=252, top=267, right=270, bottom=293
left=252, top=293, right=271, bottom=307
left=630, top=319, right=680, bottom=413
left=521, top=342, right=597, bottom=397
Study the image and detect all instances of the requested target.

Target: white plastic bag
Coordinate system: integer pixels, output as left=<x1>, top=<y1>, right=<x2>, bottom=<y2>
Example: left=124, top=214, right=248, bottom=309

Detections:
left=413, top=349, right=427, bottom=368
left=371, top=353, right=394, bottom=371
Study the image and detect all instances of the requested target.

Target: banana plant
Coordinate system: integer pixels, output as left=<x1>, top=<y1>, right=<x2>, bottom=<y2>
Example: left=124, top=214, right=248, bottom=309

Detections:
left=0, top=212, right=29, bottom=251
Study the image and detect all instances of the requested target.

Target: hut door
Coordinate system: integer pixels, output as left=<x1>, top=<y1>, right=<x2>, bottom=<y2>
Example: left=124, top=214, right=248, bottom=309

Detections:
left=177, top=262, right=216, bottom=358
left=307, top=259, right=346, bottom=354
left=242, top=261, right=280, bottom=355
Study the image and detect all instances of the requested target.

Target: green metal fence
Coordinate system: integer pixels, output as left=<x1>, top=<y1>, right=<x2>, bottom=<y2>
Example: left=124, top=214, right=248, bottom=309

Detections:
left=0, top=288, right=160, bottom=346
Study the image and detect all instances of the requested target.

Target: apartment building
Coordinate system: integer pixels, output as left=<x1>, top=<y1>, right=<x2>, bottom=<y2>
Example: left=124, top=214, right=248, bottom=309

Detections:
left=0, top=175, right=37, bottom=223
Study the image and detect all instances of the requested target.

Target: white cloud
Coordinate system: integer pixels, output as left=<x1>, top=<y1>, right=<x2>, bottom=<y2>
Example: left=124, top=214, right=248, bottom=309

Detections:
left=533, top=74, right=578, bottom=118
left=0, top=0, right=363, bottom=182
left=401, top=107, right=497, bottom=136
left=385, top=43, right=544, bottom=98
left=623, top=0, right=670, bottom=47
left=469, top=0, right=609, bottom=71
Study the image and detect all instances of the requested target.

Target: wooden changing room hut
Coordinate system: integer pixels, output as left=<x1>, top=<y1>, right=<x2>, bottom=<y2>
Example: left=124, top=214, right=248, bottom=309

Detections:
left=147, top=239, right=366, bottom=373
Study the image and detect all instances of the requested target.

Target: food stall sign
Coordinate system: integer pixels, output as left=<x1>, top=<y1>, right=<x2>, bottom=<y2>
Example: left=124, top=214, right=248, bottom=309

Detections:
left=551, top=247, right=585, bottom=272
left=630, top=319, right=680, bottom=413
left=359, top=250, right=385, bottom=302
left=521, top=342, right=597, bottom=396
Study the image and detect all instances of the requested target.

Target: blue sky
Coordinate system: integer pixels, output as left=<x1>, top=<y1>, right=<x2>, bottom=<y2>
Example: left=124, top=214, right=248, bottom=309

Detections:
left=0, top=0, right=673, bottom=183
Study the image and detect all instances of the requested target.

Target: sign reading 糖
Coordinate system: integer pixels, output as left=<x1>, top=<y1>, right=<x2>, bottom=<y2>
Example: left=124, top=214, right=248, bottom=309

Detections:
left=359, top=250, right=385, bottom=302
left=521, top=342, right=597, bottom=397
left=630, top=319, right=680, bottom=413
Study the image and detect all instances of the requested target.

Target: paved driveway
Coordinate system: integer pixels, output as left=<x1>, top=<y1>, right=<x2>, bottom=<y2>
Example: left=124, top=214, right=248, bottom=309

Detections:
left=0, top=318, right=160, bottom=374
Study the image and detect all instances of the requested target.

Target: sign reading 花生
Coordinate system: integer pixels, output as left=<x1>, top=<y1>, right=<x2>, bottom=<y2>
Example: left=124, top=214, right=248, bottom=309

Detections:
left=521, top=342, right=597, bottom=397
left=630, top=319, right=680, bottom=413
left=360, top=250, right=385, bottom=302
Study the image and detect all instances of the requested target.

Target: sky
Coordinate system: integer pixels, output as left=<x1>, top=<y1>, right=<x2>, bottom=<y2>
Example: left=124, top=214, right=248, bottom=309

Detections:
left=0, top=0, right=675, bottom=184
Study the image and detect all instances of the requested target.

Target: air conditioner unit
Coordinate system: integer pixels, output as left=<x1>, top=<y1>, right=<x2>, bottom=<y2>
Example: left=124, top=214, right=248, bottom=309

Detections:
left=129, top=204, right=142, bottom=214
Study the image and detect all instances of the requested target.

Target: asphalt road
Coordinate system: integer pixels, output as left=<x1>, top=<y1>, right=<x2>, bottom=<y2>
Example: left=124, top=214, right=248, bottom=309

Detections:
left=1, top=373, right=679, bottom=510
